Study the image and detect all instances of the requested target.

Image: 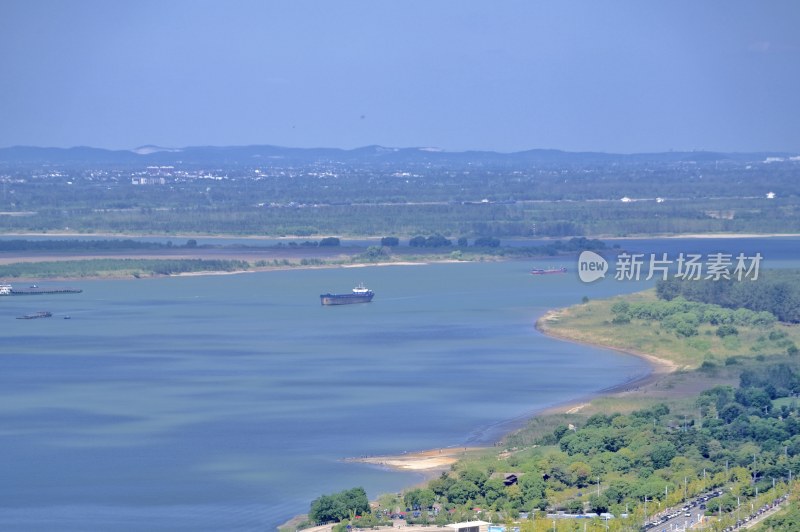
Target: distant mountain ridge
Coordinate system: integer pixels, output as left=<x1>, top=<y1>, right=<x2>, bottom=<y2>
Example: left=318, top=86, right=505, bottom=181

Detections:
left=0, top=144, right=795, bottom=165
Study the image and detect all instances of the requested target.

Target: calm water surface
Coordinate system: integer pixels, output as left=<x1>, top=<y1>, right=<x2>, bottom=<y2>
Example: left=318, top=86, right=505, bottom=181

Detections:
left=1, top=238, right=797, bottom=531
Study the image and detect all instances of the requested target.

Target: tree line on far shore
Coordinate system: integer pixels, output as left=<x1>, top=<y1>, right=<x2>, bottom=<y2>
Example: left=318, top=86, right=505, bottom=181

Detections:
left=657, top=270, right=800, bottom=323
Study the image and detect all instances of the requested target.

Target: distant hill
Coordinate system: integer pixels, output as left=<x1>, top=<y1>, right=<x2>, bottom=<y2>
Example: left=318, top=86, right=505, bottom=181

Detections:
left=0, top=144, right=795, bottom=166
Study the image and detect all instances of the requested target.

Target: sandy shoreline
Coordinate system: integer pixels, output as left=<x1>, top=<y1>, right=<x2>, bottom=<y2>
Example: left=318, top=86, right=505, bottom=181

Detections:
left=345, top=447, right=488, bottom=473
left=532, top=309, right=679, bottom=414
left=0, top=252, right=438, bottom=281
left=345, top=308, right=680, bottom=474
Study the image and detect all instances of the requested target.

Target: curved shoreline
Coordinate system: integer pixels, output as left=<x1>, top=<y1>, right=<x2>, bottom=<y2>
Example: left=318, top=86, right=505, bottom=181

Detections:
left=532, top=308, right=679, bottom=414
left=345, top=307, right=680, bottom=475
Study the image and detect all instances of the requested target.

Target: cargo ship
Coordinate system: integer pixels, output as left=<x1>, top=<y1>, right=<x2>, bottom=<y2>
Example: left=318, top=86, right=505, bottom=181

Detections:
left=320, top=284, right=374, bottom=305
left=0, top=282, right=82, bottom=295
left=17, top=311, right=52, bottom=320
left=530, top=266, right=567, bottom=275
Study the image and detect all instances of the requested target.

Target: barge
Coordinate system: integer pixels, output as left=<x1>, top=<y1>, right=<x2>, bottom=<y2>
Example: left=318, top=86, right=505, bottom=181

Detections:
left=320, top=284, right=374, bottom=305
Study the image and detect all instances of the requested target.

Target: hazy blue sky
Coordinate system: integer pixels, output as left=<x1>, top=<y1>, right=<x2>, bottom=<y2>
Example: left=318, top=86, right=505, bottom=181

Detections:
left=2, top=1, right=799, bottom=153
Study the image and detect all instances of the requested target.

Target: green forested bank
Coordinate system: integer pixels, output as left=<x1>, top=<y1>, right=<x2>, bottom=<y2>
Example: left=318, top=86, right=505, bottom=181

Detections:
left=657, top=271, right=800, bottom=324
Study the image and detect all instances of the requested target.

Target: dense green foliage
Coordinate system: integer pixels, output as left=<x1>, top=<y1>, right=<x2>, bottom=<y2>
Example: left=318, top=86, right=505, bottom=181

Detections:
left=610, top=296, right=781, bottom=339
left=318, top=237, right=340, bottom=246
left=308, top=487, right=371, bottom=524
left=409, top=234, right=452, bottom=247
left=757, top=500, right=800, bottom=531
left=405, top=361, right=799, bottom=525
left=657, top=271, right=800, bottom=323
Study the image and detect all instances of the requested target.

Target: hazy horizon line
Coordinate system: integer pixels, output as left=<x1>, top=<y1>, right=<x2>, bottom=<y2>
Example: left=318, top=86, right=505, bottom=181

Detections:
left=2, top=143, right=798, bottom=156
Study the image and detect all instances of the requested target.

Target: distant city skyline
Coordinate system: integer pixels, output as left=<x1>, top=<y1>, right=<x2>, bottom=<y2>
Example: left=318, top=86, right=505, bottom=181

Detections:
left=2, top=1, right=799, bottom=154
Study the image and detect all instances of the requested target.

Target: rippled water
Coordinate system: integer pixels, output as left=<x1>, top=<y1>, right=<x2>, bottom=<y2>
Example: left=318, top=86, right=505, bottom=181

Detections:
left=1, top=237, right=797, bottom=530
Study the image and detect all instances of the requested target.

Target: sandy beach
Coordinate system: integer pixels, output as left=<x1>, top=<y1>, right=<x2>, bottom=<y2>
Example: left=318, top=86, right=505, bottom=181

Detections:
left=345, top=447, right=488, bottom=473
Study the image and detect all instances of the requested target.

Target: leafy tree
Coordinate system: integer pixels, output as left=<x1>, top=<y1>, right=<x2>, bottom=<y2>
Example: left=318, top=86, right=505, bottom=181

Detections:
left=359, top=246, right=388, bottom=261
left=519, top=474, right=546, bottom=504
left=429, top=472, right=456, bottom=497
left=719, top=403, right=745, bottom=423
left=310, top=493, right=344, bottom=523
left=409, top=235, right=427, bottom=247
left=319, top=237, right=341, bottom=247
left=447, top=480, right=479, bottom=504
left=483, top=477, right=507, bottom=506
left=649, top=441, right=677, bottom=469
left=568, top=461, right=592, bottom=487
left=656, top=278, right=681, bottom=301
left=553, top=424, right=569, bottom=442
left=460, top=469, right=488, bottom=492
left=424, top=234, right=452, bottom=247
left=662, top=311, right=700, bottom=337
left=309, top=487, right=370, bottom=523
left=610, top=301, right=631, bottom=315
left=716, top=324, right=739, bottom=337
left=588, top=493, right=610, bottom=513
left=404, top=488, right=435, bottom=510
left=565, top=498, right=583, bottom=513
left=612, top=313, right=631, bottom=325
left=734, top=387, right=771, bottom=410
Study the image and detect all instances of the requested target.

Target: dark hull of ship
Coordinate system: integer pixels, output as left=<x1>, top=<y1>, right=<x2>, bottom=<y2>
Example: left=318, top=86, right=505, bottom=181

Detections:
left=17, top=311, right=52, bottom=319
left=530, top=267, right=567, bottom=275
left=320, top=293, right=374, bottom=305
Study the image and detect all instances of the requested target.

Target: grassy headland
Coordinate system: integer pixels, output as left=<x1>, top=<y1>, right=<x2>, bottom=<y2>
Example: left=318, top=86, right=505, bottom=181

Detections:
left=538, top=289, right=800, bottom=371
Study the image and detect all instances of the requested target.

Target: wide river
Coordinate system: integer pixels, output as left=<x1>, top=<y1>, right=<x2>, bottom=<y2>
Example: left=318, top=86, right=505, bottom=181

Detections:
left=1, top=237, right=797, bottom=531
